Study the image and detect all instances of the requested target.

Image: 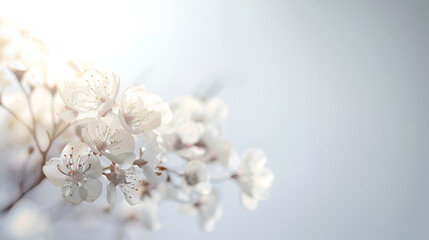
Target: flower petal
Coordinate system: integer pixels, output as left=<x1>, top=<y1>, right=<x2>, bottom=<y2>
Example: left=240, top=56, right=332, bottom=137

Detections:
left=97, top=99, right=115, bottom=118
left=241, top=193, right=259, bottom=211
left=118, top=110, right=141, bottom=134
left=106, top=182, right=117, bottom=208
left=177, top=122, right=201, bottom=145
left=61, top=181, right=83, bottom=203
left=142, top=166, right=167, bottom=185
left=102, top=151, right=136, bottom=169
left=120, top=184, right=141, bottom=206
left=103, top=112, right=123, bottom=130
left=84, top=155, right=102, bottom=178
left=57, top=110, right=76, bottom=123
left=42, top=158, right=68, bottom=187
left=82, top=178, right=102, bottom=202
left=108, top=129, right=135, bottom=154
left=81, top=125, right=100, bottom=155
left=61, top=141, right=91, bottom=163
left=242, top=148, right=268, bottom=170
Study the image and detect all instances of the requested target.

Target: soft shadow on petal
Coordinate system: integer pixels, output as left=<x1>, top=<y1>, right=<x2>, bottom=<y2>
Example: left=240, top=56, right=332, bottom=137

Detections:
left=61, top=182, right=83, bottom=203
left=103, top=151, right=136, bottom=169
left=85, top=156, right=102, bottom=178
left=109, top=129, right=135, bottom=154
left=82, top=178, right=102, bottom=202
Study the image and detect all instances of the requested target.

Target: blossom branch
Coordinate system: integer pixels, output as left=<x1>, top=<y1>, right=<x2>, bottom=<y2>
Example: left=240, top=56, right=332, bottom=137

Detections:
left=0, top=19, right=274, bottom=232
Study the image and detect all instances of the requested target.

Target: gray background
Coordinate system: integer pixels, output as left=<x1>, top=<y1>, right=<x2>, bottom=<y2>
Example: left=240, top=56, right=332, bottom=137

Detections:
left=4, top=0, right=429, bottom=239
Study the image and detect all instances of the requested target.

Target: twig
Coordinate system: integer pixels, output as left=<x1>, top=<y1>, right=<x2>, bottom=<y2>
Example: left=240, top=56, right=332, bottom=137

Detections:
left=1, top=163, right=45, bottom=213
left=166, top=168, right=183, bottom=176
left=53, top=123, right=71, bottom=140
left=0, top=104, right=32, bottom=132
left=211, top=173, right=239, bottom=184
left=0, top=75, right=73, bottom=213
left=19, top=152, right=32, bottom=193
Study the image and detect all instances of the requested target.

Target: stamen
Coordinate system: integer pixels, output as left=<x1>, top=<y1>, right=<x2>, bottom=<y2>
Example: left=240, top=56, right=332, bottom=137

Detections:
left=57, top=164, right=69, bottom=176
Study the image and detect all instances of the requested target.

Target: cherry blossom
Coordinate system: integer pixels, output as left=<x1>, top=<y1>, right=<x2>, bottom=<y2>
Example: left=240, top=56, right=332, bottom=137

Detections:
left=236, top=149, right=274, bottom=210
left=0, top=21, right=274, bottom=236
left=163, top=95, right=239, bottom=169
left=81, top=114, right=136, bottom=167
left=119, top=85, right=172, bottom=134
left=58, top=62, right=120, bottom=122
left=105, top=165, right=143, bottom=208
left=42, top=141, right=102, bottom=203
left=183, top=160, right=212, bottom=195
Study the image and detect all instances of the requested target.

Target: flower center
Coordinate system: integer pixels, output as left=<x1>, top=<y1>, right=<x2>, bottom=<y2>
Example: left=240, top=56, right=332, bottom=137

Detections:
left=57, top=152, right=92, bottom=183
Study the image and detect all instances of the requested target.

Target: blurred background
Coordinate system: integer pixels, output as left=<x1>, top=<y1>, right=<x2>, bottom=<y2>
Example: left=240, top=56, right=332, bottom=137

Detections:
left=1, top=0, right=429, bottom=239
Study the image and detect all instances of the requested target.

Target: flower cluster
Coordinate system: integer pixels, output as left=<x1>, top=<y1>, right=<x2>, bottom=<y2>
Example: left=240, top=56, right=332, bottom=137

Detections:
left=0, top=19, right=274, bottom=234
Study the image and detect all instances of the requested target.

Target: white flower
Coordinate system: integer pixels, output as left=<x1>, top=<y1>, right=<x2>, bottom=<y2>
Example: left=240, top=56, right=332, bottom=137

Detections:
left=119, top=85, right=172, bottom=134
left=139, top=131, right=167, bottom=167
left=161, top=95, right=227, bottom=148
left=42, top=141, right=103, bottom=203
left=105, top=165, right=143, bottom=208
left=196, top=124, right=240, bottom=169
left=236, top=149, right=274, bottom=210
left=81, top=114, right=136, bottom=167
left=162, top=95, right=239, bottom=168
left=183, top=160, right=212, bottom=195
left=170, top=96, right=228, bottom=124
left=133, top=131, right=169, bottom=185
left=164, top=123, right=239, bottom=170
left=0, top=199, right=53, bottom=240
left=58, top=62, right=120, bottom=122
left=181, top=190, right=222, bottom=232
left=162, top=121, right=205, bottom=158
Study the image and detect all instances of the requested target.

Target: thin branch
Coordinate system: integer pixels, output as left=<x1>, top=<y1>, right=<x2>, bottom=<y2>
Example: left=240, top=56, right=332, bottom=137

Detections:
left=19, top=151, right=33, bottom=193
left=0, top=97, right=72, bottom=213
left=53, top=123, right=71, bottom=140
left=165, top=168, right=183, bottom=177
left=211, top=173, right=239, bottom=184
left=0, top=104, right=32, bottom=131
left=17, top=81, right=36, bottom=129
left=1, top=166, right=45, bottom=213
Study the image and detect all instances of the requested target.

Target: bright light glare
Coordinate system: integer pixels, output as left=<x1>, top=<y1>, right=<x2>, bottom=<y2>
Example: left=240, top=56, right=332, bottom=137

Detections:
left=0, top=0, right=168, bottom=61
